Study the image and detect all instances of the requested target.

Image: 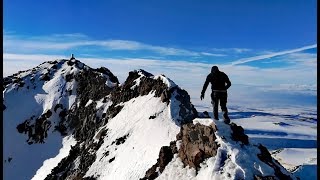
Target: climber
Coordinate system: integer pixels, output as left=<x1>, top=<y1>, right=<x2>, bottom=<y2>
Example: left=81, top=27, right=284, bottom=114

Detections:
left=200, top=66, right=231, bottom=124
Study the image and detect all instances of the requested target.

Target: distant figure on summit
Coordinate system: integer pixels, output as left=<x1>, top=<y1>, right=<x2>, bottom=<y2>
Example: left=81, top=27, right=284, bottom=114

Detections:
left=200, top=66, right=231, bottom=124
left=70, top=54, right=75, bottom=60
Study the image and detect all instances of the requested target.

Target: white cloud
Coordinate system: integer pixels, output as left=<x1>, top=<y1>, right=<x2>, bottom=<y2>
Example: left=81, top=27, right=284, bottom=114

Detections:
left=4, top=53, right=316, bottom=110
left=3, top=32, right=316, bottom=109
left=98, top=40, right=142, bottom=50
left=210, top=48, right=252, bottom=53
left=229, top=44, right=317, bottom=66
left=285, top=52, right=317, bottom=67
left=200, top=52, right=226, bottom=57
left=3, top=33, right=225, bottom=57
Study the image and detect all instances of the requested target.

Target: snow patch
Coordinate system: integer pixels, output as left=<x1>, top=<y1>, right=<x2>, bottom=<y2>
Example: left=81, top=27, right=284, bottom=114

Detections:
left=85, top=99, right=94, bottom=107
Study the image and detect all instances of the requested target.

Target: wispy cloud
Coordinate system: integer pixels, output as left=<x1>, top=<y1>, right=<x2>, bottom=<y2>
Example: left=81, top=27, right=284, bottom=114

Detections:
left=229, top=44, right=317, bottom=66
left=211, top=48, right=252, bottom=53
left=285, top=52, right=317, bottom=67
left=4, top=52, right=316, bottom=87
left=3, top=32, right=317, bottom=107
left=4, top=52, right=316, bottom=108
left=3, top=33, right=226, bottom=57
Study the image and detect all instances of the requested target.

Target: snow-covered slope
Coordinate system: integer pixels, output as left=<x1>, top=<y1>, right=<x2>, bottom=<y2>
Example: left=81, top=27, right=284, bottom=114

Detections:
left=3, top=59, right=300, bottom=180
left=41, top=68, right=197, bottom=180
left=3, top=59, right=119, bottom=180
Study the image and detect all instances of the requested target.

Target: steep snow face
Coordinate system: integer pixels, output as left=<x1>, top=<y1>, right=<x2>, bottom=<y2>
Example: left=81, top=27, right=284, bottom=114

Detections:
left=85, top=93, right=180, bottom=179
left=3, top=59, right=119, bottom=180
left=42, top=69, right=197, bottom=179
left=82, top=72, right=194, bottom=179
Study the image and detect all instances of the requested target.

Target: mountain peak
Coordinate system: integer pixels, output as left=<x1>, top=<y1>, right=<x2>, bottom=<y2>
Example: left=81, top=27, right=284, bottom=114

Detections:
left=3, top=59, right=297, bottom=180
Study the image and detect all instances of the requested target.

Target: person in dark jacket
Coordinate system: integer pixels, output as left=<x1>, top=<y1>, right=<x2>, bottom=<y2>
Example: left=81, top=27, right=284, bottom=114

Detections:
left=200, top=66, right=231, bottom=123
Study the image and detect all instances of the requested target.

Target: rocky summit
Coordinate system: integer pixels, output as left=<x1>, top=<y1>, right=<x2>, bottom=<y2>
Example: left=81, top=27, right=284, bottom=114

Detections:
left=3, top=59, right=297, bottom=180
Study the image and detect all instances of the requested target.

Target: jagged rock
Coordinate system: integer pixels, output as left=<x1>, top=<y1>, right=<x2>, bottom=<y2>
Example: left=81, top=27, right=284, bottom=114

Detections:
left=75, top=69, right=115, bottom=103
left=141, top=142, right=177, bottom=180
left=54, top=104, right=63, bottom=112
left=230, top=122, right=249, bottom=145
left=3, top=77, right=13, bottom=87
left=44, top=110, right=52, bottom=118
left=18, top=81, right=25, bottom=87
left=16, top=112, right=52, bottom=144
left=54, top=123, right=68, bottom=136
left=59, top=109, right=68, bottom=119
left=65, top=73, right=74, bottom=82
left=51, top=64, right=58, bottom=69
left=178, top=123, right=218, bottom=170
left=40, top=74, right=50, bottom=81
left=106, top=105, right=123, bottom=119
left=112, top=134, right=129, bottom=145
left=171, top=87, right=198, bottom=125
left=46, top=140, right=100, bottom=180
left=110, top=70, right=168, bottom=105
left=108, top=69, right=197, bottom=126
left=16, top=120, right=29, bottom=134
left=109, top=157, right=115, bottom=163
left=257, top=144, right=292, bottom=180
left=143, top=122, right=219, bottom=179
left=45, top=144, right=81, bottom=180
left=160, top=89, right=170, bottom=104
left=95, top=67, right=119, bottom=84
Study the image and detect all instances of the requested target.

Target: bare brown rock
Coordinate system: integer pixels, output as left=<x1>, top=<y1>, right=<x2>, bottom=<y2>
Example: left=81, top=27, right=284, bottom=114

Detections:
left=178, top=123, right=219, bottom=170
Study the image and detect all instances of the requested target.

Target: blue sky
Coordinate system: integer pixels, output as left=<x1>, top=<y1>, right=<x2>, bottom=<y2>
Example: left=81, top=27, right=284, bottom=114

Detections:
left=4, top=0, right=316, bottom=49
left=3, top=0, right=317, bottom=108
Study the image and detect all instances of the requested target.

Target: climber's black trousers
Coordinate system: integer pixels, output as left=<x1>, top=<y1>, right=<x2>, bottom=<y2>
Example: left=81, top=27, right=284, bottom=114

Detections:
left=211, top=91, right=229, bottom=120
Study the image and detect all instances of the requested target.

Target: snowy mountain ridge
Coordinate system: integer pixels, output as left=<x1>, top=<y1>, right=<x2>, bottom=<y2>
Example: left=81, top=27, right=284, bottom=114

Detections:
left=3, top=59, right=298, bottom=180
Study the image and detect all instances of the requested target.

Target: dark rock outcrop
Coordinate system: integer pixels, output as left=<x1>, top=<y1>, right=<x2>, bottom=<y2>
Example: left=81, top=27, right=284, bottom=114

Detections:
left=75, top=69, right=116, bottom=104
left=170, top=87, right=198, bottom=125
left=16, top=113, right=52, bottom=144
left=95, top=67, right=119, bottom=85
left=141, top=141, right=177, bottom=180
left=142, top=123, right=218, bottom=179
left=177, top=123, right=219, bottom=170
left=230, top=122, right=249, bottom=145
left=40, top=73, right=51, bottom=81
left=65, top=73, right=74, bottom=82
left=54, top=104, right=63, bottom=112
left=110, top=70, right=169, bottom=105
left=45, top=62, right=120, bottom=179
left=112, top=134, right=129, bottom=145
left=257, top=144, right=293, bottom=180
left=108, top=69, right=197, bottom=125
